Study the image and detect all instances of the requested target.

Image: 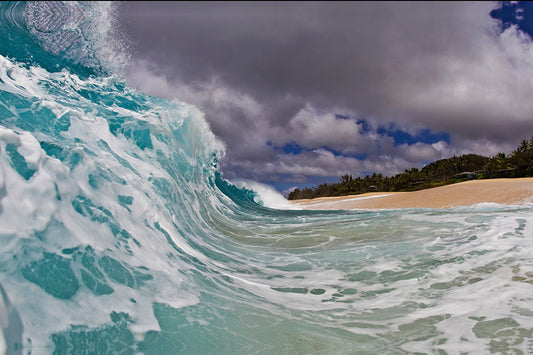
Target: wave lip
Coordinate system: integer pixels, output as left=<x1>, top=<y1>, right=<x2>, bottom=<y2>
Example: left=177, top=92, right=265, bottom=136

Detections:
left=25, top=2, right=88, bottom=57
left=0, top=1, right=128, bottom=76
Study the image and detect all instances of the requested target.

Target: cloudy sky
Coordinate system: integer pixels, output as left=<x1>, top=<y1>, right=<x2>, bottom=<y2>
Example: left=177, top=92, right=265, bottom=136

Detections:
left=117, top=1, right=533, bottom=192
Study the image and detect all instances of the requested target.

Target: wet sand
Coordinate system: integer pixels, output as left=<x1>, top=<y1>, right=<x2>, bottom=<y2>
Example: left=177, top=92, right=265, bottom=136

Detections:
left=290, top=178, right=533, bottom=210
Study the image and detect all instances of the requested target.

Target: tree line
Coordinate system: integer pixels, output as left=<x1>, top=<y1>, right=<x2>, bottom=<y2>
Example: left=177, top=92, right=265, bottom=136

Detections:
left=288, top=137, right=533, bottom=200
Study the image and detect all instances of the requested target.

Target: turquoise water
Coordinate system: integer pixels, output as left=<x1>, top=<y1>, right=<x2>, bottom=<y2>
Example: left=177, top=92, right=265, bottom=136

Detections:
left=0, top=2, right=532, bottom=354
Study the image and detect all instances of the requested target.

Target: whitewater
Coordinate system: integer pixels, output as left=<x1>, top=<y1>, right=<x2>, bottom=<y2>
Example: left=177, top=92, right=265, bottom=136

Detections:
left=0, top=2, right=532, bottom=354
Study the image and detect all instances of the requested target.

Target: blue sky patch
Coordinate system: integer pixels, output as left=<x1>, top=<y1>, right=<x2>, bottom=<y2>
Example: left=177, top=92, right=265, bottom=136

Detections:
left=356, top=119, right=373, bottom=134
left=491, top=1, right=533, bottom=35
left=282, top=142, right=303, bottom=155
left=377, top=126, right=450, bottom=147
left=334, top=113, right=350, bottom=120
left=267, top=141, right=304, bottom=155
left=268, top=140, right=367, bottom=160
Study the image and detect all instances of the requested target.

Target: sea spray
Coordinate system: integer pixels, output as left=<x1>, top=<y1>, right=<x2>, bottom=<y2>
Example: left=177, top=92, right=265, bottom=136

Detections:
left=0, top=2, right=533, bottom=354
left=230, top=179, right=300, bottom=210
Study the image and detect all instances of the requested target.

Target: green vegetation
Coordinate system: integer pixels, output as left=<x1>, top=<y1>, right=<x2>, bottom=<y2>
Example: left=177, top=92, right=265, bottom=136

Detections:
left=288, top=137, right=533, bottom=200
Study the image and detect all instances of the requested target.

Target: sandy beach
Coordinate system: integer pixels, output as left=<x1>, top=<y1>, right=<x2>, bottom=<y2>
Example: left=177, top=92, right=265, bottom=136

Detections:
left=290, top=178, right=533, bottom=210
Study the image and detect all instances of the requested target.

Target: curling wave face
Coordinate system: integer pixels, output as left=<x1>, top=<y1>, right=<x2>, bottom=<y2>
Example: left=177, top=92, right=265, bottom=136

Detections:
left=1, top=2, right=533, bottom=354
left=0, top=1, right=128, bottom=76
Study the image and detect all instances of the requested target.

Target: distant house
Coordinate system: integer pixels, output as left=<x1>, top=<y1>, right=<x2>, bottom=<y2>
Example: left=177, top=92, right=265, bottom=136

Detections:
left=409, top=178, right=427, bottom=187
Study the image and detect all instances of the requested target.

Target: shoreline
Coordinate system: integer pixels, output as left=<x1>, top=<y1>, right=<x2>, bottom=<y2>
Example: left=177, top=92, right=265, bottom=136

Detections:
left=289, top=178, right=533, bottom=210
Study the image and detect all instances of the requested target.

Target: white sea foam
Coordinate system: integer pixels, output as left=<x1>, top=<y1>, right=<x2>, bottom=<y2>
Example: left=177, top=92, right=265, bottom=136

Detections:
left=0, top=55, right=220, bottom=350
left=0, top=292, right=6, bottom=355
left=231, top=179, right=301, bottom=210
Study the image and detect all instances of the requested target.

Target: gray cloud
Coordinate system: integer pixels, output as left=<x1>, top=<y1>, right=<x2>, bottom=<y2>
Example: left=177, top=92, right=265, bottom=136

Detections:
left=118, top=1, right=533, bottom=187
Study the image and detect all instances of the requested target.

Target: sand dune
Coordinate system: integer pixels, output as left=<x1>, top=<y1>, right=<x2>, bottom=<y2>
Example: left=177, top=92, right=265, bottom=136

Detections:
left=290, top=178, right=533, bottom=210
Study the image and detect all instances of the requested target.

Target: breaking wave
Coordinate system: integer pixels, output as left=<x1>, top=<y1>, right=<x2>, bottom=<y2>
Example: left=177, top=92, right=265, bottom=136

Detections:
left=1, top=2, right=532, bottom=354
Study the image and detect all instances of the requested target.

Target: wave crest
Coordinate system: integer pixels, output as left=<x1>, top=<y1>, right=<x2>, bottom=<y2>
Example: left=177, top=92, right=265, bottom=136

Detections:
left=0, top=1, right=129, bottom=76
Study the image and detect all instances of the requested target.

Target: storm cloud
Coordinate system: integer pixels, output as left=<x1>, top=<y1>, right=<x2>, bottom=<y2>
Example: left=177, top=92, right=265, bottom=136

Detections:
left=117, top=1, right=533, bottom=190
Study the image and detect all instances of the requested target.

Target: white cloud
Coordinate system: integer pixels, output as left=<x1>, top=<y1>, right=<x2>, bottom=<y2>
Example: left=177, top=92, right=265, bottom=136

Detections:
left=397, top=142, right=450, bottom=163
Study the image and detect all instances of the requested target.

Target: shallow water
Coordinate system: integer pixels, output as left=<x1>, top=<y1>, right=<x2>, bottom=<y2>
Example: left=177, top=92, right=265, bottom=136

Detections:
left=0, top=2, right=532, bottom=354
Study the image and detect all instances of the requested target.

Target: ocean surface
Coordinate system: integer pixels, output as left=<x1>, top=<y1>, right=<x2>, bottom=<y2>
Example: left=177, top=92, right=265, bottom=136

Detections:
left=1, top=2, right=532, bottom=354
